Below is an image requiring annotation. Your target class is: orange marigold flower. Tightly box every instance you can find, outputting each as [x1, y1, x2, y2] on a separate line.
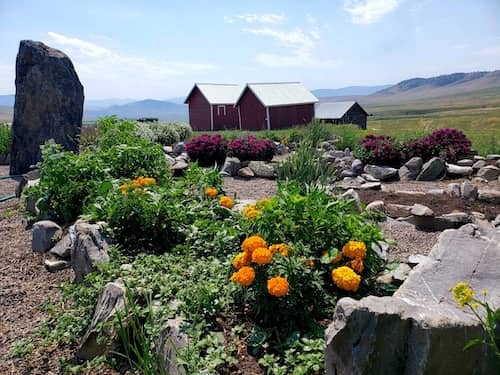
[241, 235, 267, 254]
[242, 205, 260, 219]
[205, 187, 218, 198]
[267, 277, 289, 297]
[230, 266, 255, 286]
[219, 196, 235, 209]
[342, 241, 367, 260]
[140, 177, 156, 186]
[251, 247, 273, 265]
[331, 266, 361, 292]
[322, 251, 343, 264]
[350, 259, 364, 273]
[232, 252, 251, 269]
[120, 184, 129, 196]
[269, 243, 289, 256]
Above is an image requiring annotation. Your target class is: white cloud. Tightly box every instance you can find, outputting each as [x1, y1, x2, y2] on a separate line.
[242, 28, 315, 51]
[46, 32, 215, 79]
[224, 13, 285, 24]
[344, 0, 401, 24]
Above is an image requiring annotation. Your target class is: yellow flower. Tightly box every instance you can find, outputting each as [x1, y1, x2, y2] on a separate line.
[267, 277, 289, 297]
[269, 243, 289, 256]
[350, 259, 364, 274]
[232, 252, 251, 269]
[230, 266, 255, 286]
[342, 241, 367, 260]
[241, 235, 267, 254]
[452, 282, 475, 307]
[332, 266, 361, 292]
[120, 183, 129, 196]
[251, 247, 273, 265]
[205, 187, 218, 198]
[242, 204, 261, 219]
[140, 177, 156, 186]
[219, 196, 235, 209]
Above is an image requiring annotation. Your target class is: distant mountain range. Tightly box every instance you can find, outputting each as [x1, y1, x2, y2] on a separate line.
[2, 69, 500, 122]
[312, 85, 392, 98]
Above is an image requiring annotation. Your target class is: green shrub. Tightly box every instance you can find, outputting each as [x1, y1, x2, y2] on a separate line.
[174, 122, 193, 141]
[150, 123, 180, 146]
[0, 123, 12, 154]
[330, 125, 365, 150]
[97, 116, 138, 149]
[135, 122, 156, 143]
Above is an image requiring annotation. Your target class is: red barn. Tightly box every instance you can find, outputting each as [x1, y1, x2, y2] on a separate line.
[184, 83, 242, 131]
[235, 82, 318, 130]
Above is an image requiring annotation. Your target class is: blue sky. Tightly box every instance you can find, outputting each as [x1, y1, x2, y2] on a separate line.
[1, 0, 499, 99]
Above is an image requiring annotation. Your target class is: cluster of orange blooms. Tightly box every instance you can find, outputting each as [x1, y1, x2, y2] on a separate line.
[241, 197, 272, 220]
[230, 235, 289, 297]
[329, 241, 367, 292]
[204, 187, 235, 209]
[120, 176, 156, 196]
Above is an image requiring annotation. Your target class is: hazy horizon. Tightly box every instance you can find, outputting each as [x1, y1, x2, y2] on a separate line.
[1, 0, 500, 100]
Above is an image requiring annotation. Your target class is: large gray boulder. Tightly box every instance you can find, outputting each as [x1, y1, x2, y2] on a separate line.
[71, 221, 110, 283]
[399, 157, 423, 180]
[363, 165, 398, 181]
[32, 220, 61, 253]
[10, 40, 84, 175]
[325, 226, 500, 375]
[77, 279, 126, 360]
[157, 317, 189, 375]
[248, 161, 275, 178]
[220, 157, 241, 176]
[477, 165, 500, 181]
[416, 157, 446, 181]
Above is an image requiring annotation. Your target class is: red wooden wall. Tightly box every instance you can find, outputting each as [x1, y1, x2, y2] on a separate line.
[213, 104, 240, 131]
[238, 89, 267, 131]
[186, 87, 211, 131]
[269, 103, 314, 129]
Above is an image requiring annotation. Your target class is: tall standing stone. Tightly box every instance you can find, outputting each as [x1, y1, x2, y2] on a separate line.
[10, 40, 84, 175]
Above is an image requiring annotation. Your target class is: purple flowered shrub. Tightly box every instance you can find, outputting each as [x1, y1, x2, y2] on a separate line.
[228, 135, 276, 161]
[186, 134, 228, 166]
[358, 134, 404, 166]
[404, 128, 471, 163]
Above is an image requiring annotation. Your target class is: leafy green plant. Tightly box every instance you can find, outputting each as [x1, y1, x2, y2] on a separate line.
[0, 122, 12, 154]
[150, 122, 180, 146]
[97, 116, 138, 149]
[174, 122, 193, 141]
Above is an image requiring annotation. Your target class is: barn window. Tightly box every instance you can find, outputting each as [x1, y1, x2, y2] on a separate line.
[217, 105, 226, 116]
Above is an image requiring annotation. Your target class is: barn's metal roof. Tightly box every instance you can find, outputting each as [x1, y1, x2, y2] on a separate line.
[315, 101, 365, 119]
[185, 83, 242, 104]
[236, 82, 318, 107]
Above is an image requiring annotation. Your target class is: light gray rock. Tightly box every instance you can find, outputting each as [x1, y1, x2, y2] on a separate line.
[351, 159, 363, 175]
[321, 141, 333, 151]
[446, 163, 473, 176]
[173, 142, 186, 155]
[416, 157, 445, 181]
[472, 159, 487, 170]
[478, 189, 500, 204]
[473, 176, 489, 184]
[170, 160, 188, 176]
[237, 166, 255, 178]
[461, 182, 478, 200]
[360, 182, 381, 190]
[385, 203, 413, 218]
[77, 280, 125, 360]
[361, 173, 379, 182]
[44, 259, 70, 272]
[342, 189, 361, 212]
[477, 165, 500, 181]
[363, 165, 398, 181]
[427, 188, 445, 195]
[486, 154, 500, 161]
[248, 161, 275, 178]
[325, 228, 500, 375]
[10, 40, 83, 175]
[392, 263, 411, 285]
[407, 254, 431, 267]
[157, 317, 189, 375]
[493, 214, 500, 227]
[457, 159, 474, 166]
[371, 242, 389, 262]
[399, 157, 423, 180]
[410, 203, 434, 217]
[339, 169, 357, 179]
[274, 142, 288, 155]
[49, 231, 74, 259]
[397, 166, 413, 181]
[220, 157, 241, 176]
[447, 183, 461, 198]
[32, 220, 62, 253]
[71, 221, 110, 283]
[473, 155, 486, 161]
[497, 159, 500, 168]
[365, 200, 385, 213]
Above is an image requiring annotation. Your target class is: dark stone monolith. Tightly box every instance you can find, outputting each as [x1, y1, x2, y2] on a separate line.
[10, 40, 84, 175]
